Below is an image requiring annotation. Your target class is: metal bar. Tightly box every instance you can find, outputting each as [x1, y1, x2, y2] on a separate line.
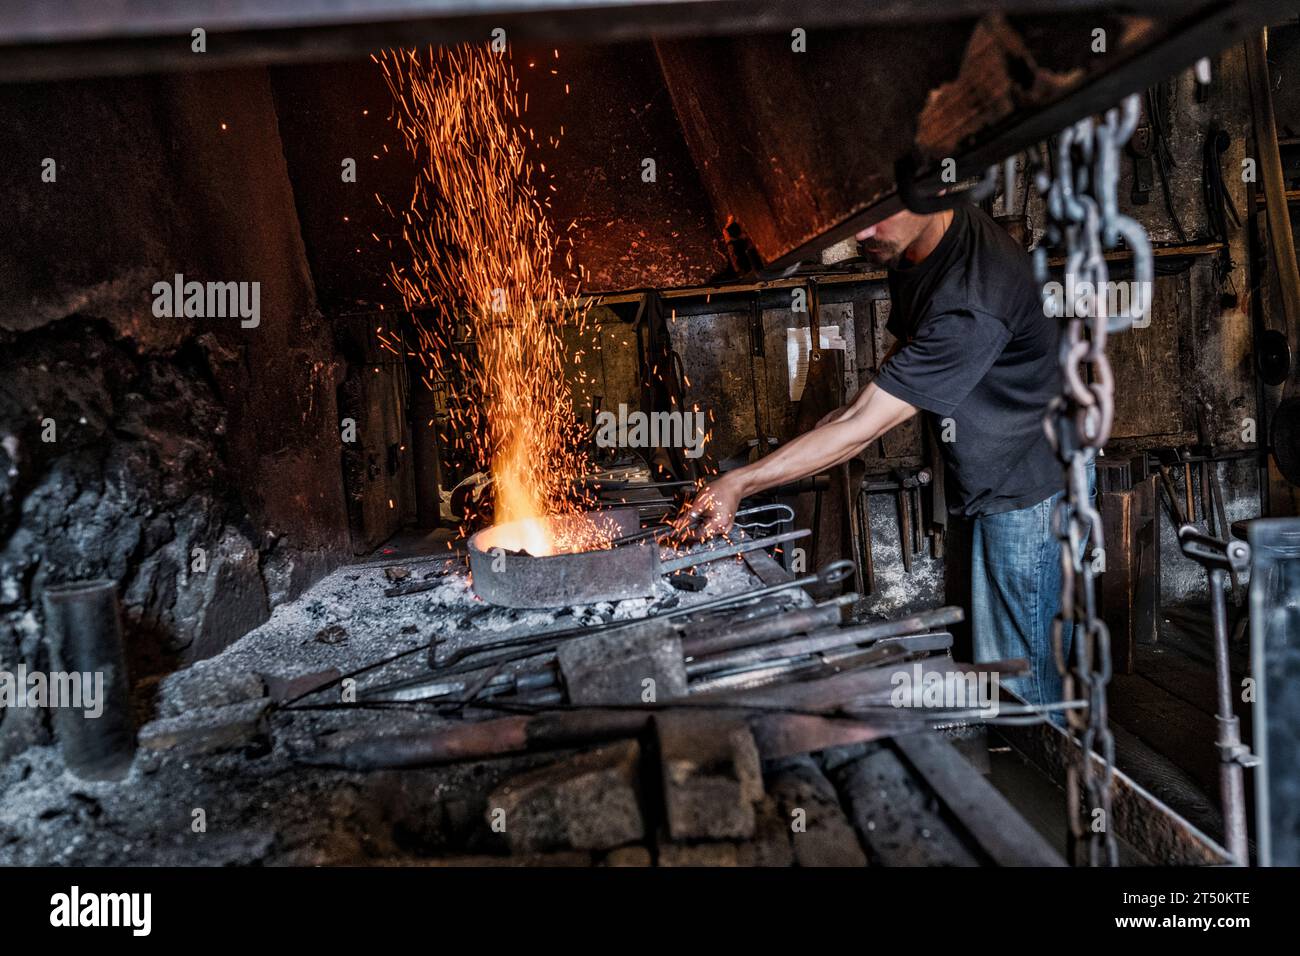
[688, 628, 952, 677]
[1210, 566, 1250, 864]
[893, 732, 1066, 866]
[680, 595, 854, 658]
[659, 527, 810, 572]
[687, 603, 962, 662]
[686, 641, 911, 695]
[434, 558, 855, 671]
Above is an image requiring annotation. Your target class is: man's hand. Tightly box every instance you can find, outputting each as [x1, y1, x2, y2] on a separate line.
[671, 385, 917, 540]
[676, 475, 743, 540]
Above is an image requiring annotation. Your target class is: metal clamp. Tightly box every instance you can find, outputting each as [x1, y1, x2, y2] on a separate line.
[1177, 525, 1251, 574]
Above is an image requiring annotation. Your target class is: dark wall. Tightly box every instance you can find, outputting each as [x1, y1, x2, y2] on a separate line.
[0, 68, 351, 754]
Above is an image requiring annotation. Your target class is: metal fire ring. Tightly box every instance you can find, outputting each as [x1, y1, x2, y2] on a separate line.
[468, 509, 652, 608]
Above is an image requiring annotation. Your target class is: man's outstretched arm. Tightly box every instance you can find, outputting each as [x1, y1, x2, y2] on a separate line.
[681, 383, 917, 536]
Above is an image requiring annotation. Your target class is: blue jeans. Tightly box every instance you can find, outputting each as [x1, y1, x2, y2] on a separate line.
[970, 468, 1095, 712]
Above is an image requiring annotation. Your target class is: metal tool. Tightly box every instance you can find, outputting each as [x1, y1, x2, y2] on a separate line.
[302, 654, 1028, 772]
[687, 628, 953, 678]
[687, 603, 960, 664]
[607, 502, 794, 548]
[434, 559, 856, 672]
[1177, 525, 1256, 865]
[467, 504, 807, 608]
[681, 594, 855, 659]
[686, 641, 912, 695]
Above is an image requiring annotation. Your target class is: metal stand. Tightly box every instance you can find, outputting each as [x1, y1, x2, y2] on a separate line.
[1177, 526, 1257, 864]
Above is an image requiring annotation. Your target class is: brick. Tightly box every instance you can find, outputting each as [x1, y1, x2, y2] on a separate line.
[736, 797, 795, 867]
[486, 739, 645, 853]
[138, 698, 271, 757]
[556, 619, 686, 705]
[158, 661, 265, 717]
[655, 712, 763, 841]
[656, 839, 741, 867]
[602, 845, 653, 867]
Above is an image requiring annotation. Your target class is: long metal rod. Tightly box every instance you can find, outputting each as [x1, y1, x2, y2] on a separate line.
[687, 603, 961, 662]
[435, 558, 853, 672]
[1210, 566, 1250, 864]
[687, 627, 953, 677]
[660, 527, 809, 573]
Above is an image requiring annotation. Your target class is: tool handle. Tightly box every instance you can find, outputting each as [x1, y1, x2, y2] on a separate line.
[660, 528, 811, 573]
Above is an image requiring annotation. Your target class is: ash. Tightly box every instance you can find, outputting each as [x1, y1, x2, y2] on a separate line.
[0, 549, 775, 865]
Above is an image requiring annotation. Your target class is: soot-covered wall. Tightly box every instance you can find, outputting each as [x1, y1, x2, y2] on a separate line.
[0, 68, 351, 757]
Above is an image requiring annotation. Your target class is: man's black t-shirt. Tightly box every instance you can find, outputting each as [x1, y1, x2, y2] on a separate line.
[872, 205, 1060, 517]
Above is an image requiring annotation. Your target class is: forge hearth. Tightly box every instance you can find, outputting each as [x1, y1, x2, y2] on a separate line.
[467, 509, 643, 607]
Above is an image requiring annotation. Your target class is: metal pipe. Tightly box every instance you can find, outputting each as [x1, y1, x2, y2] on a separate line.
[1178, 525, 1253, 865]
[687, 626, 953, 677]
[1210, 566, 1250, 864]
[681, 595, 854, 658]
[41, 580, 136, 781]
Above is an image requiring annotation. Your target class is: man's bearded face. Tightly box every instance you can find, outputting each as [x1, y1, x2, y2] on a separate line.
[855, 210, 933, 267]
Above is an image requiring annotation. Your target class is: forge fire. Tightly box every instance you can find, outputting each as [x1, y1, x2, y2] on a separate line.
[0, 0, 1297, 935]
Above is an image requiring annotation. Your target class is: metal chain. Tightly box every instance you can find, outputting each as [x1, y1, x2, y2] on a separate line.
[1032, 94, 1152, 867]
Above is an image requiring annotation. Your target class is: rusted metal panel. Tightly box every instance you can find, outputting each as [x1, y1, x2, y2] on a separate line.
[655, 4, 1284, 268]
[670, 309, 758, 462]
[655, 23, 973, 268]
[994, 718, 1231, 865]
[1098, 476, 1161, 675]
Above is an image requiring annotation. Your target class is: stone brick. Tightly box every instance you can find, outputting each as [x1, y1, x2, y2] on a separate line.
[736, 796, 795, 867]
[556, 619, 686, 705]
[656, 838, 741, 867]
[138, 697, 271, 757]
[655, 712, 763, 841]
[486, 739, 645, 853]
[602, 845, 653, 867]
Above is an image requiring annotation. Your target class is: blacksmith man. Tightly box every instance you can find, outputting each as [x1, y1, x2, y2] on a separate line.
[682, 204, 1091, 709]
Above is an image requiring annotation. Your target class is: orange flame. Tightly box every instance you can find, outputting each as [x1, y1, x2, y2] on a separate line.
[379, 44, 608, 556]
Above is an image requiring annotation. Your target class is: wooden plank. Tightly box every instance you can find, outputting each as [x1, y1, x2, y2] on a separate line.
[1108, 672, 1221, 797]
[893, 731, 1065, 866]
[1108, 272, 1190, 439]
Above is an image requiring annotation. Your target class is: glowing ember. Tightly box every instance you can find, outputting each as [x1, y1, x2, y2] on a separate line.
[378, 44, 609, 556]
